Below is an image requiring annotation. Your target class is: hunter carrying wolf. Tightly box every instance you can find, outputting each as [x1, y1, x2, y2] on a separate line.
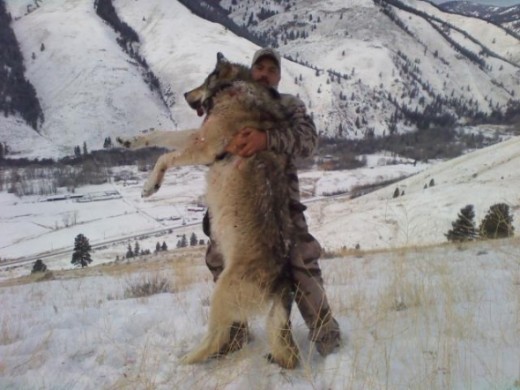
[204, 47, 342, 357]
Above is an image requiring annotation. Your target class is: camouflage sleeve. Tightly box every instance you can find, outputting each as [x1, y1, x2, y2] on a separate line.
[267, 94, 318, 159]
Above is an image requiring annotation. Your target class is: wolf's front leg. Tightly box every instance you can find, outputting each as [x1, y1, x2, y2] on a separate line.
[118, 129, 198, 151]
[117, 134, 156, 150]
[142, 153, 171, 197]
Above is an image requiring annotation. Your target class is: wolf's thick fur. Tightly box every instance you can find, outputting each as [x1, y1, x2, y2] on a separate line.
[118, 53, 299, 368]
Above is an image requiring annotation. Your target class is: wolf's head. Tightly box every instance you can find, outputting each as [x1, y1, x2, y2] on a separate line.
[184, 53, 251, 117]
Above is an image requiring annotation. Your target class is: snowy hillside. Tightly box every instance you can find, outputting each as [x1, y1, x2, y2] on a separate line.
[1, 2, 519, 387]
[220, 0, 519, 135]
[308, 135, 520, 250]
[1, 0, 519, 158]
[1, 132, 518, 265]
[3, 0, 176, 158]
[439, 1, 520, 36]
[1, 135, 519, 390]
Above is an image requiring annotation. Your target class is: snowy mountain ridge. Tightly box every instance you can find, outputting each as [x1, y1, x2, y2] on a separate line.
[0, 0, 519, 158]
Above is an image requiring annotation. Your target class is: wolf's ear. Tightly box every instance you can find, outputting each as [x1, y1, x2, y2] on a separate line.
[217, 52, 229, 64]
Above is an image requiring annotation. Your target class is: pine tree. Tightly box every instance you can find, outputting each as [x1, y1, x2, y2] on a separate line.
[190, 232, 198, 246]
[126, 243, 134, 258]
[176, 235, 187, 248]
[446, 205, 477, 242]
[31, 259, 47, 273]
[71, 234, 92, 268]
[479, 203, 514, 239]
[161, 241, 168, 251]
[103, 137, 112, 148]
[134, 241, 140, 256]
[155, 242, 161, 252]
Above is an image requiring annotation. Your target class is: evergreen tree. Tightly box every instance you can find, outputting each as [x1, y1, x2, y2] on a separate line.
[31, 259, 47, 273]
[71, 234, 92, 268]
[161, 241, 168, 251]
[82, 141, 88, 155]
[176, 235, 187, 248]
[134, 241, 140, 256]
[74, 145, 81, 158]
[103, 137, 112, 148]
[479, 203, 515, 239]
[190, 232, 198, 246]
[126, 243, 134, 258]
[155, 241, 161, 252]
[446, 205, 477, 242]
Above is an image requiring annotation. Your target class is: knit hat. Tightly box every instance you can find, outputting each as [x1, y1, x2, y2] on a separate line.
[251, 48, 281, 69]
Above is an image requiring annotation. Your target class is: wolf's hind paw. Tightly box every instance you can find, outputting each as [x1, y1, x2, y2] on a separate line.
[179, 351, 204, 365]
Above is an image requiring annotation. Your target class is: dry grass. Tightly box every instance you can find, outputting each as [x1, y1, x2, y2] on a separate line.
[319, 237, 520, 389]
[0, 247, 209, 289]
[0, 316, 22, 346]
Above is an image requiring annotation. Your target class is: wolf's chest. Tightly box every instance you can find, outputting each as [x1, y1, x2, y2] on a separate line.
[205, 159, 243, 206]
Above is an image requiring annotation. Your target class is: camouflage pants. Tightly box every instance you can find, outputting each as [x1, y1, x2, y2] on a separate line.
[203, 203, 340, 344]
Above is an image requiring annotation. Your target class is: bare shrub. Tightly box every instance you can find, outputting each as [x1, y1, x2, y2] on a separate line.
[124, 274, 172, 298]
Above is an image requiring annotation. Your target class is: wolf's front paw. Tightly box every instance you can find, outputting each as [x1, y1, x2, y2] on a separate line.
[141, 175, 161, 198]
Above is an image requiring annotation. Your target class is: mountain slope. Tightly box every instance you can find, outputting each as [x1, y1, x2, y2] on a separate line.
[3, 0, 176, 157]
[1, 0, 519, 158]
[308, 135, 520, 251]
[439, 1, 520, 36]
[219, 0, 519, 135]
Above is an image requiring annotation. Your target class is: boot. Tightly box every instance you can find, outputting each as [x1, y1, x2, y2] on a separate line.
[311, 317, 341, 357]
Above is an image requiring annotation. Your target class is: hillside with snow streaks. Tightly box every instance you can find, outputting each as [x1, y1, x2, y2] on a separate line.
[439, 1, 520, 36]
[0, 0, 519, 158]
[221, 0, 518, 134]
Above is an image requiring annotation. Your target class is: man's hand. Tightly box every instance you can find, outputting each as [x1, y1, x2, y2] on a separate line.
[226, 128, 267, 158]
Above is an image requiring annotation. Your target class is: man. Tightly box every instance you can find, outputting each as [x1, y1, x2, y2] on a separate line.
[203, 48, 341, 357]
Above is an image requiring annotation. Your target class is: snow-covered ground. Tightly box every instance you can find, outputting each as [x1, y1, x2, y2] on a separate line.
[0, 237, 518, 389]
[1, 135, 520, 388]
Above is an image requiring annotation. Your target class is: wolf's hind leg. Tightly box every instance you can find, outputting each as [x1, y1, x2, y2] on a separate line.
[180, 275, 249, 364]
[266, 286, 299, 369]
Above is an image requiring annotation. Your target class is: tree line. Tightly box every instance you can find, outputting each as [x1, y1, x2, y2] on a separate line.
[0, 0, 44, 130]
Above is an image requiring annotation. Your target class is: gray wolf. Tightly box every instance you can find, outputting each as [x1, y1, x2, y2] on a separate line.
[117, 53, 300, 368]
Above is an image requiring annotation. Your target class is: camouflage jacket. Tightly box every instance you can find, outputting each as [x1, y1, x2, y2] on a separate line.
[267, 93, 318, 204]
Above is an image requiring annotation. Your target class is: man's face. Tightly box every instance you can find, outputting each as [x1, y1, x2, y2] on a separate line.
[251, 57, 281, 88]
